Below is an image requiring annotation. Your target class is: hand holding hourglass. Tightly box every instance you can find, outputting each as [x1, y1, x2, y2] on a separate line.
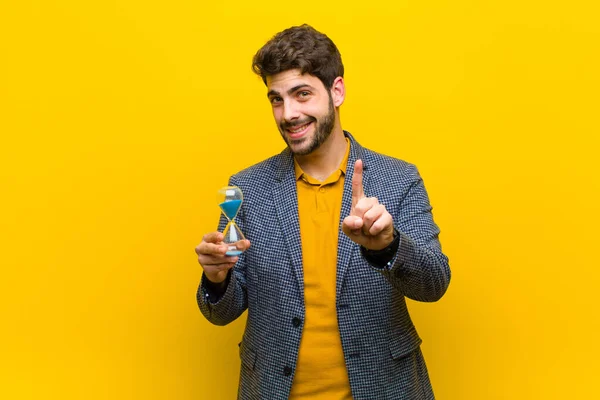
[194, 186, 251, 285]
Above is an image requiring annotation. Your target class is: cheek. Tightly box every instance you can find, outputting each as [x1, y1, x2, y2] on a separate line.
[308, 101, 329, 118]
[272, 109, 282, 123]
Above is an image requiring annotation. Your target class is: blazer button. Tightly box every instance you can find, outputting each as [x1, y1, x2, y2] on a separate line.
[283, 366, 293, 376]
[292, 317, 301, 328]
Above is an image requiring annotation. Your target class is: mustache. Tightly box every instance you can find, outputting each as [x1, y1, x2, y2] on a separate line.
[280, 117, 316, 131]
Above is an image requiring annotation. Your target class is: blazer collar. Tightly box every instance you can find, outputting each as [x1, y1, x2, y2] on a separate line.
[337, 131, 367, 299]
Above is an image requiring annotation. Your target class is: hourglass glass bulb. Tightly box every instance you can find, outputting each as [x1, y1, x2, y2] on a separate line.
[217, 186, 246, 256]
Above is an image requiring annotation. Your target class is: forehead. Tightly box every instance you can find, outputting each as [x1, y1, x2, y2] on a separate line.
[266, 69, 324, 92]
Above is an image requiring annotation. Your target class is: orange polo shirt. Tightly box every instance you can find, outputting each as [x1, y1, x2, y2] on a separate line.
[289, 139, 352, 400]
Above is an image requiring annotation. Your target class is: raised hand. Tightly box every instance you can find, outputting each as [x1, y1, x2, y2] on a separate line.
[195, 232, 251, 284]
[342, 159, 395, 250]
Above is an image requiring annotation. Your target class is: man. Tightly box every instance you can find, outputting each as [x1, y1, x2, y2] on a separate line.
[196, 24, 450, 399]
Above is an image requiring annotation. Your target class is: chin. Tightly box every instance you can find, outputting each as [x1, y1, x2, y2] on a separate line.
[287, 137, 310, 153]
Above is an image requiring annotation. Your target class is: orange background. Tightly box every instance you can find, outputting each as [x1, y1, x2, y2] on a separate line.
[1, 1, 599, 398]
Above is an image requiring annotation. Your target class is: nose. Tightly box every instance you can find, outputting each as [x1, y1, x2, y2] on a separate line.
[282, 100, 300, 123]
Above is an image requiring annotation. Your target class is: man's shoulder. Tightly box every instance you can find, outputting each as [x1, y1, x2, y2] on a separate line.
[229, 149, 290, 186]
[361, 146, 418, 179]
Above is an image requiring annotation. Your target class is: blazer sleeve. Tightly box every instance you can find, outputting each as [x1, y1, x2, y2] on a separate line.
[196, 177, 249, 325]
[371, 164, 451, 302]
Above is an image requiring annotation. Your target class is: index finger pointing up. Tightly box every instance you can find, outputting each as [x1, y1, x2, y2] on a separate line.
[351, 159, 365, 209]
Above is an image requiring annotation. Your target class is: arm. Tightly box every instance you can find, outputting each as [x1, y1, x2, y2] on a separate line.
[377, 164, 450, 302]
[196, 180, 252, 325]
[342, 161, 450, 302]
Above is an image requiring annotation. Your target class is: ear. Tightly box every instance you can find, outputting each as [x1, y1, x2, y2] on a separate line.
[330, 77, 345, 107]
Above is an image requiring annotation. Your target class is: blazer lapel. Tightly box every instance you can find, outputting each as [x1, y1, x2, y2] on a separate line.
[272, 148, 305, 294]
[336, 132, 367, 300]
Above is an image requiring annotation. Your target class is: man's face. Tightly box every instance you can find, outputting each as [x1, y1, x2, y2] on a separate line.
[266, 69, 336, 156]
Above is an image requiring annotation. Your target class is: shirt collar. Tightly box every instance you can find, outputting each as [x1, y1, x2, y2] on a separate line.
[294, 137, 351, 183]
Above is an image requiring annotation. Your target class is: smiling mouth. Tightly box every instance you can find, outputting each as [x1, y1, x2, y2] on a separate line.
[286, 121, 312, 138]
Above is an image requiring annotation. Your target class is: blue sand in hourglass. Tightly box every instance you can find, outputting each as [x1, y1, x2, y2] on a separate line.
[219, 200, 242, 220]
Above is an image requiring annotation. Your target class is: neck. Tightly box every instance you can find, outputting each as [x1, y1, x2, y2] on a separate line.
[294, 124, 347, 182]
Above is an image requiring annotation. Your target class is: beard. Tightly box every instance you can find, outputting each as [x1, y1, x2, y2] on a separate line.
[279, 95, 335, 156]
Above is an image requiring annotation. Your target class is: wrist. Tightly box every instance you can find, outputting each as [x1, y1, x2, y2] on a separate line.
[205, 274, 227, 287]
[202, 271, 231, 303]
[361, 228, 400, 268]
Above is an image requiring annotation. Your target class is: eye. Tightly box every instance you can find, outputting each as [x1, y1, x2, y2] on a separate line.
[270, 96, 283, 106]
[298, 91, 310, 99]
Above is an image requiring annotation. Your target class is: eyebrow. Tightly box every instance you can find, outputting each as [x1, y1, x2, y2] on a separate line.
[267, 84, 315, 98]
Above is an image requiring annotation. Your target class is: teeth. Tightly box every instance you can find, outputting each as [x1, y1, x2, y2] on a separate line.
[289, 123, 309, 133]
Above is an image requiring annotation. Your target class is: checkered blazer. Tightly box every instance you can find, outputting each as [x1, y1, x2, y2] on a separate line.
[198, 132, 451, 399]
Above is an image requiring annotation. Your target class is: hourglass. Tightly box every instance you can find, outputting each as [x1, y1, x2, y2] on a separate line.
[217, 186, 246, 256]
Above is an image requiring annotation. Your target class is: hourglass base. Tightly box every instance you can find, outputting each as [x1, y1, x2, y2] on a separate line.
[226, 248, 243, 256]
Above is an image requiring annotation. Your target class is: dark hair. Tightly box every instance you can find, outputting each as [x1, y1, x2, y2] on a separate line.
[252, 24, 344, 90]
